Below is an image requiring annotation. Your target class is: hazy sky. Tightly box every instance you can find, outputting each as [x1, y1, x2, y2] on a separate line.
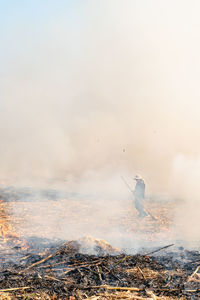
[1, 1, 200, 195]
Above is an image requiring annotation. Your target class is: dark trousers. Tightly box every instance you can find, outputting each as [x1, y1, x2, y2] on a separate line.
[134, 197, 147, 218]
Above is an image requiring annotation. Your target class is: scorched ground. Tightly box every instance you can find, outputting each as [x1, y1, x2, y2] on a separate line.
[0, 185, 199, 299]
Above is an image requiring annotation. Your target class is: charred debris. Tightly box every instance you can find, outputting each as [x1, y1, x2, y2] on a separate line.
[0, 237, 199, 300]
[0, 186, 200, 299]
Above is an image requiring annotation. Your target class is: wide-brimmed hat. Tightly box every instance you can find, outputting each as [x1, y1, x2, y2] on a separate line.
[134, 174, 142, 180]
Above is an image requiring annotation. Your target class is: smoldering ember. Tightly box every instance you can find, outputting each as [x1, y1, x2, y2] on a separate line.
[0, 182, 199, 300]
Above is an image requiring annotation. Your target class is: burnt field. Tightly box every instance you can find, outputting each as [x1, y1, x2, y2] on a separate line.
[0, 185, 199, 300]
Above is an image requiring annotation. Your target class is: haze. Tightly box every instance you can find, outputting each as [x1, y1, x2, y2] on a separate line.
[1, 1, 200, 244]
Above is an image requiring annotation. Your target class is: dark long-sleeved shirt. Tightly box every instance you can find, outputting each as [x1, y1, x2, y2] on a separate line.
[134, 179, 145, 200]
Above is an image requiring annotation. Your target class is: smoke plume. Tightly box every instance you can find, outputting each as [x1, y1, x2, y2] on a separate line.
[1, 1, 200, 248]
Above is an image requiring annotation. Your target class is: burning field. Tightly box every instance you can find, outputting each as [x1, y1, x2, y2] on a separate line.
[2, 2, 200, 299]
[0, 183, 199, 300]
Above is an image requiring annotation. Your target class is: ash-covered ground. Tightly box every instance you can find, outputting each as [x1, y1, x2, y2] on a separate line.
[0, 183, 199, 299]
[0, 182, 181, 253]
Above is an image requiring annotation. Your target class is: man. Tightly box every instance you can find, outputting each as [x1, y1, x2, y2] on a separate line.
[133, 175, 147, 218]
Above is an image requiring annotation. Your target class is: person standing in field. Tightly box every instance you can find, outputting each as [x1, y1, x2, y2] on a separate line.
[133, 175, 147, 218]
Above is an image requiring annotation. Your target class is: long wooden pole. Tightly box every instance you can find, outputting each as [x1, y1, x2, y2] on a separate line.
[120, 176, 157, 221]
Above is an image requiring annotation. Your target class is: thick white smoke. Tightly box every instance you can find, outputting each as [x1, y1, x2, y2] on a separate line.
[170, 155, 200, 246]
[1, 0, 200, 248]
